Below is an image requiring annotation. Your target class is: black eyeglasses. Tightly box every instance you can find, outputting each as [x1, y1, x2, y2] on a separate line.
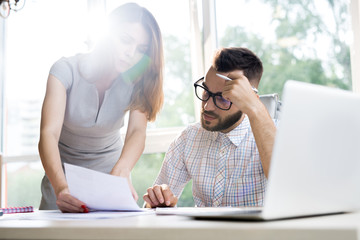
[193, 77, 232, 110]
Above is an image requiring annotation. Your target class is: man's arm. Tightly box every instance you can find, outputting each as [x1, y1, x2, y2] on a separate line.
[142, 130, 191, 207]
[222, 71, 276, 178]
[245, 103, 276, 178]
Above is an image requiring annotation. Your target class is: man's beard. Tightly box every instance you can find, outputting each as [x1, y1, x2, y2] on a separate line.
[201, 110, 243, 132]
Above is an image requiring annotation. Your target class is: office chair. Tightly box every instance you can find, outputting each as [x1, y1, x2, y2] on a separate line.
[259, 93, 281, 119]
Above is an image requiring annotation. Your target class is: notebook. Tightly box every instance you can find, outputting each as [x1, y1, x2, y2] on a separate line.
[157, 80, 360, 220]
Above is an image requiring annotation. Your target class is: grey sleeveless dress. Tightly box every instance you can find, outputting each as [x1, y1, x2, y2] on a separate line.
[39, 55, 134, 209]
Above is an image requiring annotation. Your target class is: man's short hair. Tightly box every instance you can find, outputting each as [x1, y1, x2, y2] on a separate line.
[212, 47, 263, 85]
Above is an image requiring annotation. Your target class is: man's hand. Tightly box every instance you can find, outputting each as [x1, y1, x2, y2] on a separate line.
[222, 70, 261, 115]
[56, 187, 88, 213]
[143, 184, 178, 208]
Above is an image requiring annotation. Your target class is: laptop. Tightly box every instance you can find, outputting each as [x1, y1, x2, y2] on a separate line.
[157, 80, 360, 220]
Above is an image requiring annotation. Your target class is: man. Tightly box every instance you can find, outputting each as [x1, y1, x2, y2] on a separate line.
[143, 47, 276, 208]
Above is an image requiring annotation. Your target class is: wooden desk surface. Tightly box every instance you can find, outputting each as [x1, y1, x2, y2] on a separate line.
[0, 211, 360, 240]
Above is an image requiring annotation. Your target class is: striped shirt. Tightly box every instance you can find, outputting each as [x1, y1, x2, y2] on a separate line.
[154, 115, 267, 207]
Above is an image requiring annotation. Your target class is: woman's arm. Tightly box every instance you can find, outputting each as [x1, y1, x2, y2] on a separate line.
[110, 109, 148, 200]
[38, 74, 86, 212]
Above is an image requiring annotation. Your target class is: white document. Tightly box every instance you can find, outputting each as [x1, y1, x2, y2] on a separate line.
[0, 210, 155, 221]
[64, 163, 141, 211]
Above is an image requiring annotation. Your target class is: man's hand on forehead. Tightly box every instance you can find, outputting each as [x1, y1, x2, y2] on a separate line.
[227, 70, 245, 80]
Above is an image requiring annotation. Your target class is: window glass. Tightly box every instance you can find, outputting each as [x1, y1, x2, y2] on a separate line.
[5, 0, 89, 156]
[215, 0, 352, 96]
[6, 161, 44, 207]
[4, 0, 88, 207]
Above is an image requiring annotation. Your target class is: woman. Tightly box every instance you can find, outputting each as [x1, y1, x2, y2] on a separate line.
[38, 3, 164, 213]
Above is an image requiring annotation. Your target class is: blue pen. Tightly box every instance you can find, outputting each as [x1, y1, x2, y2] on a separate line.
[216, 73, 258, 94]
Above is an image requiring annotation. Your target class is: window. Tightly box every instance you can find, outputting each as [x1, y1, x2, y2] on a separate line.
[2, 0, 89, 208]
[215, 0, 352, 95]
[0, 0, 358, 209]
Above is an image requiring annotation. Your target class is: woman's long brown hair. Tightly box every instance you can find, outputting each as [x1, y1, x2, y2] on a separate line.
[79, 3, 164, 122]
[122, 4, 164, 122]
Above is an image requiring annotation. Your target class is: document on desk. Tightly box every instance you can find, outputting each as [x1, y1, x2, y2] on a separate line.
[0, 210, 155, 221]
[64, 163, 141, 211]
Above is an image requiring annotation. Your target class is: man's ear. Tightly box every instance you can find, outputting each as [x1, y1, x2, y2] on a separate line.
[250, 79, 260, 88]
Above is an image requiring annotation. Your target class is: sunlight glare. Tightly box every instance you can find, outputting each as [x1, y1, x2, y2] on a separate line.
[85, 5, 107, 50]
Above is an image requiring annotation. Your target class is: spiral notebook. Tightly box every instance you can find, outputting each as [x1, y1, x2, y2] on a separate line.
[0, 206, 34, 214]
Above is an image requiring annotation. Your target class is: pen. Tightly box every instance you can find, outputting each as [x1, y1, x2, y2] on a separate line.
[216, 73, 258, 94]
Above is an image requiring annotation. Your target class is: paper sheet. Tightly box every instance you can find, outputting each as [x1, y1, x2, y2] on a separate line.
[64, 163, 141, 211]
[0, 210, 155, 221]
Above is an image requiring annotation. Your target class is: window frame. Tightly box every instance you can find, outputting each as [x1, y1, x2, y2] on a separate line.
[0, 18, 6, 207]
[350, 0, 360, 93]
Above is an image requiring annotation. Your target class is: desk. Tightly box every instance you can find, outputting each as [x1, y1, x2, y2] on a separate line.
[0, 211, 360, 240]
